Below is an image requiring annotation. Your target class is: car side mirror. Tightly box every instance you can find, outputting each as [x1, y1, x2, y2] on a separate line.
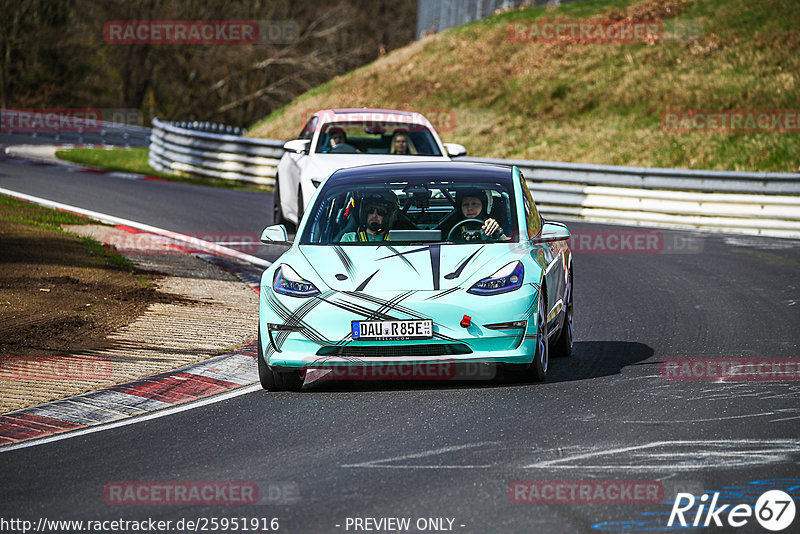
[284, 139, 310, 154]
[260, 225, 291, 245]
[531, 221, 570, 243]
[443, 143, 467, 158]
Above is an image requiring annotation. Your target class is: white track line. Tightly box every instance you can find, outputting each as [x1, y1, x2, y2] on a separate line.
[0, 187, 272, 268]
[0, 384, 262, 452]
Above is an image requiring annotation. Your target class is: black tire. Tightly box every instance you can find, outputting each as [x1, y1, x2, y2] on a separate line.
[551, 269, 573, 358]
[272, 175, 296, 233]
[529, 286, 549, 381]
[296, 186, 304, 227]
[258, 330, 304, 392]
[502, 285, 548, 383]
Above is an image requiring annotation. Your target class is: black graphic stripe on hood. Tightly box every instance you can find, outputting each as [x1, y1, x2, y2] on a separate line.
[381, 245, 420, 274]
[378, 246, 430, 260]
[429, 244, 441, 290]
[332, 245, 356, 277]
[339, 291, 457, 342]
[343, 291, 424, 320]
[373, 290, 415, 319]
[444, 247, 484, 280]
[317, 293, 404, 323]
[266, 290, 327, 345]
[355, 270, 379, 292]
[425, 287, 460, 301]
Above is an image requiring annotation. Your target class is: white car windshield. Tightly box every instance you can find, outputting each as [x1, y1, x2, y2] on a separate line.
[300, 175, 518, 245]
[313, 121, 443, 157]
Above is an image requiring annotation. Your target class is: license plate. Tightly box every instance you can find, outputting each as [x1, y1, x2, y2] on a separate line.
[352, 319, 433, 341]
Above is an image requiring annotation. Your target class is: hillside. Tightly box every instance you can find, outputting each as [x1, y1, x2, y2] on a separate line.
[248, 0, 799, 172]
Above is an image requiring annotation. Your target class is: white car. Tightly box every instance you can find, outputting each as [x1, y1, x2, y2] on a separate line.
[274, 108, 467, 230]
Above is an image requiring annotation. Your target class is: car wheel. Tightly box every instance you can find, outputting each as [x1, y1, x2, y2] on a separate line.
[273, 175, 296, 233]
[551, 269, 573, 358]
[501, 285, 548, 383]
[529, 286, 549, 380]
[257, 330, 304, 392]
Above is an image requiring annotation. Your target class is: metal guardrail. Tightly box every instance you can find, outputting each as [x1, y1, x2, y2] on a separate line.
[149, 118, 283, 185]
[149, 119, 800, 237]
[2, 118, 150, 147]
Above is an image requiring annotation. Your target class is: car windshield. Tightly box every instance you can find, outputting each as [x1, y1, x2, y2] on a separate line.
[313, 121, 442, 156]
[299, 174, 518, 245]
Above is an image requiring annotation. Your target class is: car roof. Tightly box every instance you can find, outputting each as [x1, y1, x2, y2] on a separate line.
[330, 108, 414, 115]
[313, 108, 431, 126]
[327, 161, 515, 182]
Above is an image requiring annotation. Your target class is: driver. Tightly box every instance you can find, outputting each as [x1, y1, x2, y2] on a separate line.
[324, 126, 357, 153]
[445, 189, 507, 241]
[340, 191, 399, 242]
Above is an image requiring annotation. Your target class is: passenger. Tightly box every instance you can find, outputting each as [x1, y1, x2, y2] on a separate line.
[340, 191, 399, 242]
[390, 130, 416, 155]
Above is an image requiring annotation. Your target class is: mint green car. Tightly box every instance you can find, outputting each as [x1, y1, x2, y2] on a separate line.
[258, 162, 572, 391]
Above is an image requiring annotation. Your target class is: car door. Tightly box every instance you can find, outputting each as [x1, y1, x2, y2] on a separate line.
[278, 115, 317, 223]
[519, 172, 565, 327]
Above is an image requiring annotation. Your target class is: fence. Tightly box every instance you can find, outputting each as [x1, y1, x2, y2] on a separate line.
[416, 0, 588, 39]
[148, 119, 800, 238]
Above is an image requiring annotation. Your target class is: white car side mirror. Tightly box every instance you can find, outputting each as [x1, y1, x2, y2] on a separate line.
[284, 139, 310, 154]
[443, 143, 467, 157]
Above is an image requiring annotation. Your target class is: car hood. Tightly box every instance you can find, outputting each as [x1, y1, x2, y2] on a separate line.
[304, 154, 449, 182]
[295, 243, 524, 292]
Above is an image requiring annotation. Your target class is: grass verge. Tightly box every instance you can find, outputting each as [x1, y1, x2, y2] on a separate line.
[248, 0, 800, 172]
[55, 147, 273, 191]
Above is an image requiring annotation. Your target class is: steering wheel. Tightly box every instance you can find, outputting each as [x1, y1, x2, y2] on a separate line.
[446, 218, 486, 242]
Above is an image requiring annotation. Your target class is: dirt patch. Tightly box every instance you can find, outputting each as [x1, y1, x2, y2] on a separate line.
[0, 201, 185, 360]
[0, 197, 260, 413]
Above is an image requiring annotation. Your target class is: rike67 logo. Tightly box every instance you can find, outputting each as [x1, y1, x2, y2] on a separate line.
[669, 490, 796, 531]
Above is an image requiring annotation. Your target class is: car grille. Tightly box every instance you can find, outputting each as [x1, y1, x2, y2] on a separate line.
[315, 344, 472, 358]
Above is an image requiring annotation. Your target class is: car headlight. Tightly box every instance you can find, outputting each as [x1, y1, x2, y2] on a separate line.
[467, 261, 524, 296]
[273, 265, 320, 297]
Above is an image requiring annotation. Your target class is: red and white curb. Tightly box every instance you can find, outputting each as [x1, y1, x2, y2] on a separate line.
[0, 343, 260, 450]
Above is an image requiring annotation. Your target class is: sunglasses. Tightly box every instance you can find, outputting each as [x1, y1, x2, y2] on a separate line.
[366, 206, 387, 217]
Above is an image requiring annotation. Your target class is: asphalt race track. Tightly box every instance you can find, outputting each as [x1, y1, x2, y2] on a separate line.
[1, 149, 799, 533]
